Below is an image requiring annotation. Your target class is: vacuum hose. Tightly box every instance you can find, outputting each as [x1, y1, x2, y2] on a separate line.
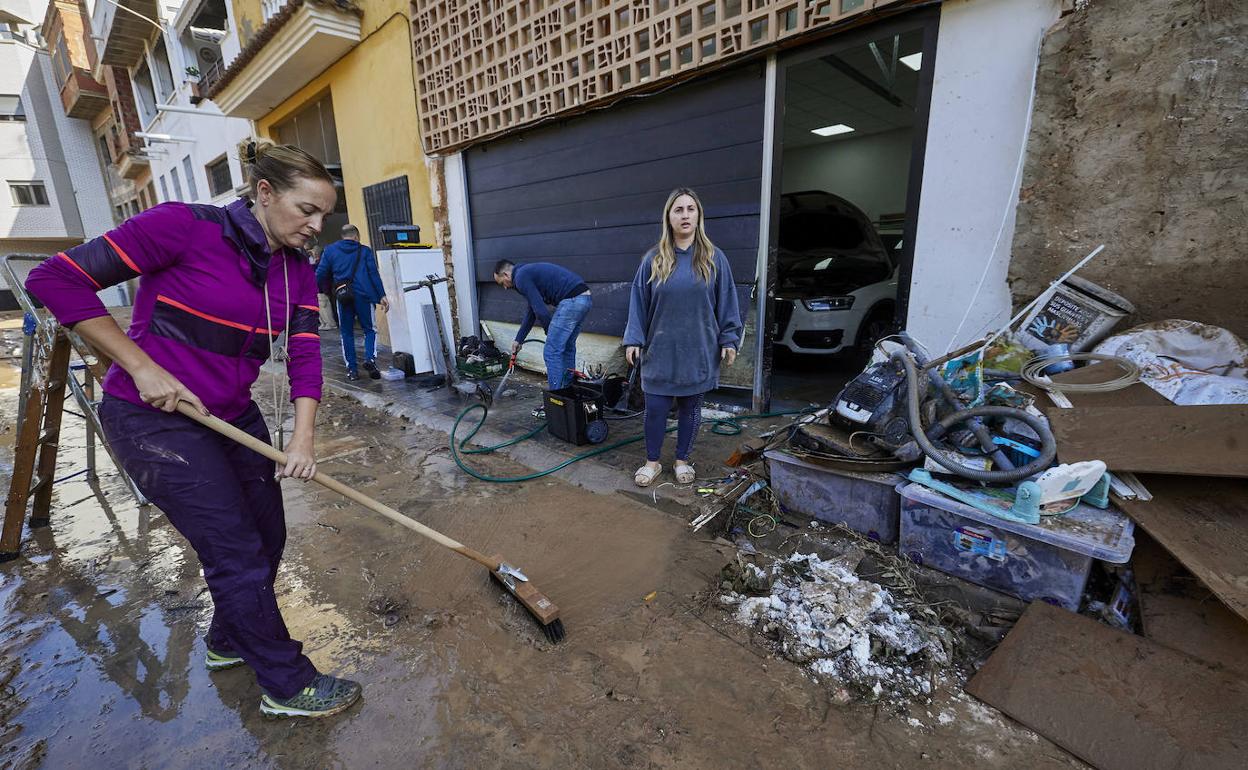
[892, 351, 1057, 483]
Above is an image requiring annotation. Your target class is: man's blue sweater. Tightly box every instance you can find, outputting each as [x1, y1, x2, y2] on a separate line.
[512, 262, 589, 342]
[316, 240, 385, 304]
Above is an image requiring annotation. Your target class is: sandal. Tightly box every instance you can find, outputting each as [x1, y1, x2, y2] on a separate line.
[674, 462, 696, 484]
[634, 463, 662, 487]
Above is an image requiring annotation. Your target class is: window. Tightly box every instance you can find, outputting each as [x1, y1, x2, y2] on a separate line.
[0, 95, 25, 122]
[182, 156, 199, 200]
[52, 36, 72, 85]
[144, 182, 157, 209]
[159, 174, 170, 202]
[9, 182, 49, 206]
[271, 93, 340, 165]
[362, 176, 412, 250]
[133, 63, 158, 124]
[170, 167, 184, 200]
[96, 132, 113, 164]
[206, 155, 232, 197]
[151, 40, 176, 101]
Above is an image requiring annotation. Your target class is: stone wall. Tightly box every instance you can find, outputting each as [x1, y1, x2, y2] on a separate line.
[1009, 0, 1248, 338]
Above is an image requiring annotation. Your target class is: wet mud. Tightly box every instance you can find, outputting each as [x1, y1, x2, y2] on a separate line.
[0, 320, 1082, 768]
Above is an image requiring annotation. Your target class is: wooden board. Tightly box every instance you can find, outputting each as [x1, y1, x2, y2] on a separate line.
[1048, 405, 1248, 476]
[1046, 362, 1173, 408]
[1132, 532, 1248, 677]
[1118, 475, 1248, 623]
[967, 602, 1248, 770]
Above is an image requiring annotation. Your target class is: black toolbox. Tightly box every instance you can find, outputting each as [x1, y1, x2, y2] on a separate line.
[543, 382, 609, 446]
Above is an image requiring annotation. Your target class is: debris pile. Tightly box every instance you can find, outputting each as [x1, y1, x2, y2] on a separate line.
[720, 553, 949, 702]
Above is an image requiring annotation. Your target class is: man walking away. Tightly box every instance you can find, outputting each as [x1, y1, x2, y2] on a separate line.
[493, 259, 592, 393]
[317, 224, 389, 380]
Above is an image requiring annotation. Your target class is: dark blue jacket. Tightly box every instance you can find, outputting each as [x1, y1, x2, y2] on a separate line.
[316, 240, 385, 305]
[512, 262, 589, 342]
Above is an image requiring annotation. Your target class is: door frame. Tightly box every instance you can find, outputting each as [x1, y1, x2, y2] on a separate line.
[753, 6, 941, 411]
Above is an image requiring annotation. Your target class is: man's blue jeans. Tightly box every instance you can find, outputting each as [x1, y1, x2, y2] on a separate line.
[338, 296, 376, 372]
[543, 293, 592, 390]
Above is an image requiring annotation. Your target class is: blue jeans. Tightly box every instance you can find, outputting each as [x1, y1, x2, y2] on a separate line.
[542, 293, 592, 390]
[337, 296, 376, 372]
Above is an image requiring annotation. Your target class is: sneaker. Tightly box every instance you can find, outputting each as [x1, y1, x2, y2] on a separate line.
[205, 648, 245, 671]
[346, 369, 360, 381]
[259, 673, 363, 719]
[531, 406, 546, 419]
[363, 360, 381, 380]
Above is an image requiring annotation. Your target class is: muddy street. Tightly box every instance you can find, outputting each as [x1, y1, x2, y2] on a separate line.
[0, 342, 1078, 768]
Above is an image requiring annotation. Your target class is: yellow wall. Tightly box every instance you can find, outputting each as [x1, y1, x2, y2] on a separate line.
[231, 0, 264, 48]
[254, 8, 433, 251]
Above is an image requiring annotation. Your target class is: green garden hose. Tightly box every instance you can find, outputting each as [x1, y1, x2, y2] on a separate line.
[449, 402, 805, 483]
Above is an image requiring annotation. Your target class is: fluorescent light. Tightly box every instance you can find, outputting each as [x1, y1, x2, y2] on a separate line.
[811, 124, 855, 137]
[900, 52, 922, 71]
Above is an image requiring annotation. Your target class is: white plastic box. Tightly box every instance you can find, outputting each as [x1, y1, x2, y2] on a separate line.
[766, 450, 903, 543]
[896, 482, 1135, 610]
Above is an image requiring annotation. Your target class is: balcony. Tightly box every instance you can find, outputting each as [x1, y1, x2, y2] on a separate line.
[92, 0, 159, 68]
[207, 0, 362, 119]
[60, 68, 110, 118]
[115, 148, 149, 179]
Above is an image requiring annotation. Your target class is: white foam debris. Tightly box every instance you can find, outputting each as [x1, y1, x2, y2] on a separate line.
[723, 552, 948, 702]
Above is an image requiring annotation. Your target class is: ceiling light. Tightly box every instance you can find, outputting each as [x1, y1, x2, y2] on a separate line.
[811, 124, 854, 137]
[900, 52, 922, 71]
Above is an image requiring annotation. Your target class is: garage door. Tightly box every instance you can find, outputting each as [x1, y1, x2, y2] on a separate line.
[465, 64, 766, 340]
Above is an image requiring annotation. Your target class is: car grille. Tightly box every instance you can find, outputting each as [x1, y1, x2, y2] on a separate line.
[792, 330, 844, 349]
[773, 301, 795, 338]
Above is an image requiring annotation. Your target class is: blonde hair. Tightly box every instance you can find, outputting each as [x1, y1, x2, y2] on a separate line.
[650, 187, 717, 284]
[244, 140, 335, 199]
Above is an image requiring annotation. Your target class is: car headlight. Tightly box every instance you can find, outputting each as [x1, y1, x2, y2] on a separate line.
[802, 296, 855, 311]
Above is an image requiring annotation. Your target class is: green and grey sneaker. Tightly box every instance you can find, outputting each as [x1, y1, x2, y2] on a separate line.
[205, 648, 245, 671]
[259, 674, 363, 718]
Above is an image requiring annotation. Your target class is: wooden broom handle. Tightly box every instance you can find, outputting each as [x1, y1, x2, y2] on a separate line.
[174, 402, 499, 571]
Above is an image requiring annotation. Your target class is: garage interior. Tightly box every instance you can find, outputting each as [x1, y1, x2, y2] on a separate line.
[768, 25, 926, 405]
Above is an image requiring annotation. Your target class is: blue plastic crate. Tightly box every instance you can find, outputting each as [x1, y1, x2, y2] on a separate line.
[766, 450, 904, 543]
[896, 482, 1135, 611]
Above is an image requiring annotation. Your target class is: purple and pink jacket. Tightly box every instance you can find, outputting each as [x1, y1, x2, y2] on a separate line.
[26, 199, 323, 421]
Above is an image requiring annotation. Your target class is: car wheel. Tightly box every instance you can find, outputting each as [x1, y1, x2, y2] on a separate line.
[856, 307, 897, 358]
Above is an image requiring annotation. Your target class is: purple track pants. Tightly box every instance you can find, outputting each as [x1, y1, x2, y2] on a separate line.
[100, 395, 317, 699]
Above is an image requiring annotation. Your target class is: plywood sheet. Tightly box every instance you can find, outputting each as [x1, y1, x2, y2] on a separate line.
[1118, 475, 1248, 623]
[967, 602, 1248, 770]
[1133, 533, 1248, 677]
[1046, 362, 1173, 408]
[1048, 405, 1248, 476]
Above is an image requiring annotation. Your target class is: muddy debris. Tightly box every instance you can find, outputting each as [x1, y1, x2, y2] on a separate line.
[720, 551, 952, 705]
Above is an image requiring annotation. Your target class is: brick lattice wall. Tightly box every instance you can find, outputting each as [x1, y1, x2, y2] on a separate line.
[411, 0, 904, 153]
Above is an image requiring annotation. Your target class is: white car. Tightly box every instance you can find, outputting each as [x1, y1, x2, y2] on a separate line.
[772, 191, 899, 357]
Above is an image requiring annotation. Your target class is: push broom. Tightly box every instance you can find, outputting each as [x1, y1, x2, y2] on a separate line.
[174, 402, 566, 643]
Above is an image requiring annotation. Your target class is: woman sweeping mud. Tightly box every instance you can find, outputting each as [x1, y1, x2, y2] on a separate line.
[25, 141, 361, 719]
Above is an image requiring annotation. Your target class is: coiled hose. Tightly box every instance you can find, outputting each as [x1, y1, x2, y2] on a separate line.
[892, 351, 1057, 483]
[449, 402, 804, 483]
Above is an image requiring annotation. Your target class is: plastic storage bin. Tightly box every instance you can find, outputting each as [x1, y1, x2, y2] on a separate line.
[896, 482, 1135, 610]
[766, 450, 904, 543]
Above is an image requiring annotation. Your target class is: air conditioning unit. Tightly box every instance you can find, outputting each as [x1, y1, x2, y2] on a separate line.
[189, 26, 225, 44]
[197, 46, 218, 64]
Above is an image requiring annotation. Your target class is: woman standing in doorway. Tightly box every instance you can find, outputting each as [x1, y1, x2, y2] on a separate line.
[25, 141, 363, 719]
[623, 188, 742, 487]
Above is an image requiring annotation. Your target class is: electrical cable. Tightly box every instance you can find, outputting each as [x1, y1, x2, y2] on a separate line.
[1021, 353, 1140, 393]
